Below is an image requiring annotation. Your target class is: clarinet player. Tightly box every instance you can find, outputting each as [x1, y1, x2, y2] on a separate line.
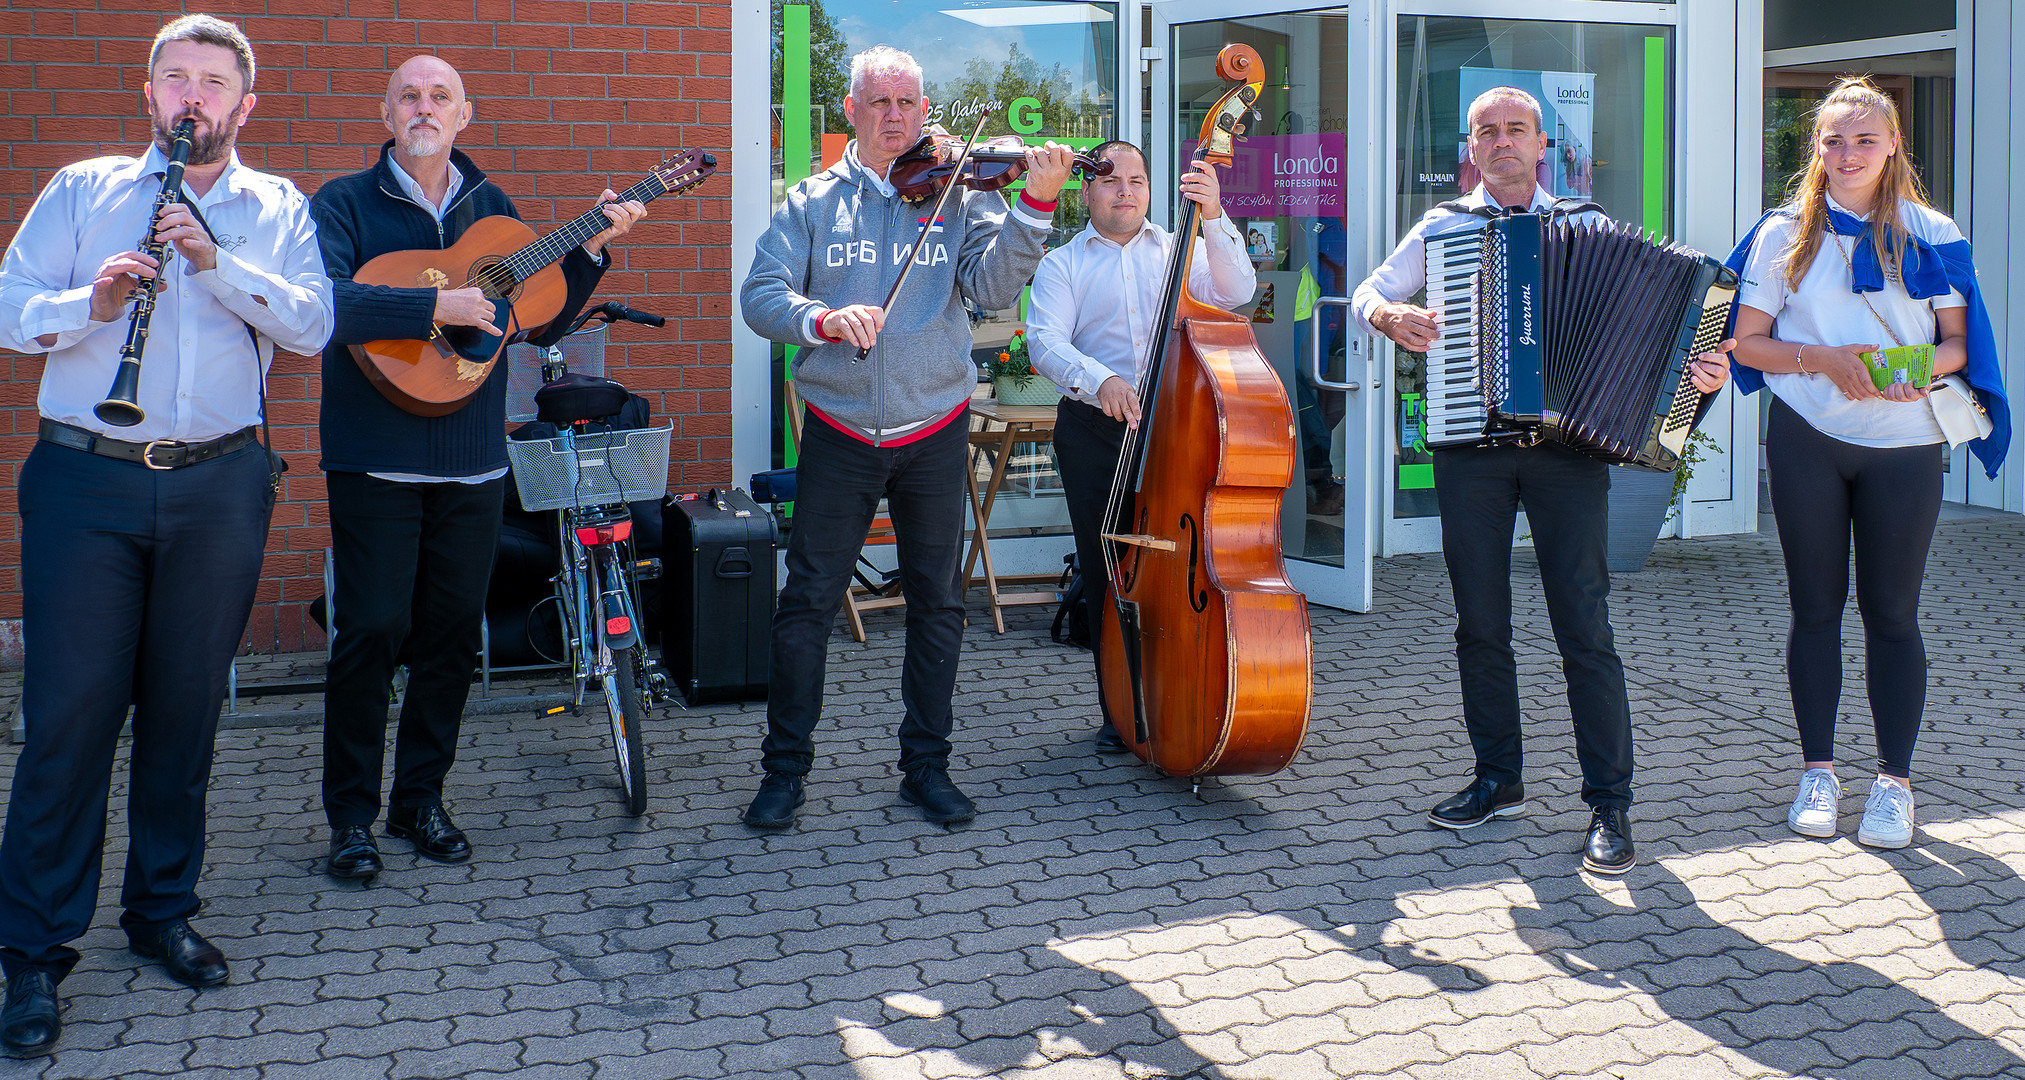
[0, 15, 332, 1056]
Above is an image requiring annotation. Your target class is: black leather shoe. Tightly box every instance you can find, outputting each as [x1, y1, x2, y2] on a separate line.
[327, 825, 383, 881]
[1428, 777, 1527, 829]
[1583, 805, 1636, 876]
[128, 920, 229, 988]
[900, 764, 977, 824]
[1093, 722, 1129, 755]
[743, 773, 805, 829]
[1, 971, 59, 1056]
[386, 804, 472, 864]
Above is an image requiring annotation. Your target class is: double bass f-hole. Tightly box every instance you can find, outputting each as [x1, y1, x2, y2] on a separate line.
[1179, 514, 1208, 614]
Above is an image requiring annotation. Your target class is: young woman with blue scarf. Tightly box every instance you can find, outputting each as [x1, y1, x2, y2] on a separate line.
[1723, 77, 2008, 850]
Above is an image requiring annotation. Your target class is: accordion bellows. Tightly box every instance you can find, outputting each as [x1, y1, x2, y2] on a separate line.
[1424, 212, 1738, 471]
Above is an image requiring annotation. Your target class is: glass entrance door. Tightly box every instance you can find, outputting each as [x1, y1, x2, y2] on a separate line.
[1150, 0, 1379, 612]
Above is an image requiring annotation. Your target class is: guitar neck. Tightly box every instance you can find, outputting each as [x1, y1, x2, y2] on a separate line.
[500, 173, 668, 280]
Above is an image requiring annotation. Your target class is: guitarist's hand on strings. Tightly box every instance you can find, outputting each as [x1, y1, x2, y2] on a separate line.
[582, 189, 648, 260]
[434, 287, 504, 337]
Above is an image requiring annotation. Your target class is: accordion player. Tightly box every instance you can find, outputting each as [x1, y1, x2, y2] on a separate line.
[1421, 210, 1739, 471]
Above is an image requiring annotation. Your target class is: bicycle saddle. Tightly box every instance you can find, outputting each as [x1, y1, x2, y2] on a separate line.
[535, 371, 630, 425]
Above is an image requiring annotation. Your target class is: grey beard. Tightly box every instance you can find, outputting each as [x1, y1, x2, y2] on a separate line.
[401, 128, 446, 158]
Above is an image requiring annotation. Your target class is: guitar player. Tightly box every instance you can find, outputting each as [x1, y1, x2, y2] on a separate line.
[309, 54, 646, 884]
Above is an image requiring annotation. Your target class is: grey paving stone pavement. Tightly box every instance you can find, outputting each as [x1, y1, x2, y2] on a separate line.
[4, 515, 2025, 1078]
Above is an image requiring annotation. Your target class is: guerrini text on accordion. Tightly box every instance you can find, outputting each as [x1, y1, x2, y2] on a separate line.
[1422, 210, 1738, 471]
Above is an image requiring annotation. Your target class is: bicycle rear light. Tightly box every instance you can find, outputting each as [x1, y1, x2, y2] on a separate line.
[575, 520, 633, 547]
[606, 616, 633, 636]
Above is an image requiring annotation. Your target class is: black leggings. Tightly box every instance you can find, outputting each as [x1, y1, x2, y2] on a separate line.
[1765, 397, 1943, 778]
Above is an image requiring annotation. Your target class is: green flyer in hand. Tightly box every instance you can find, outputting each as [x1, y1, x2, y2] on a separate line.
[1863, 343, 1934, 391]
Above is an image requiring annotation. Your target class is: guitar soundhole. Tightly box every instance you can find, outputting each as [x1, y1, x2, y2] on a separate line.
[470, 256, 522, 301]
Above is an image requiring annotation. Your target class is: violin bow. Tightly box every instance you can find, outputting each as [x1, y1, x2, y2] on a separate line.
[853, 110, 993, 363]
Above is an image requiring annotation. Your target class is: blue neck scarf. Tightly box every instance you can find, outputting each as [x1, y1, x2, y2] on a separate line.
[1724, 203, 2010, 479]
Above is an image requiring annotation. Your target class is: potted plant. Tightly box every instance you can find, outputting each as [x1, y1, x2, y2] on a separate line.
[984, 329, 1060, 406]
[1605, 429, 1722, 572]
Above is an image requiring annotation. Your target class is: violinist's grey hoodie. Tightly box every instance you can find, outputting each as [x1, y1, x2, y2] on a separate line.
[740, 142, 1055, 442]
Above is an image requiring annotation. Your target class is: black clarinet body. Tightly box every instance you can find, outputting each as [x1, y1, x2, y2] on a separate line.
[96, 118, 196, 428]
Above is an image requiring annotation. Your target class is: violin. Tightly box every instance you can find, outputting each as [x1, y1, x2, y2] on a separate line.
[888, 133, 1112, 204]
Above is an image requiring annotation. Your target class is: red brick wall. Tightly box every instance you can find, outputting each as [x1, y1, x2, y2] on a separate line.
[0, 0, 734, 660]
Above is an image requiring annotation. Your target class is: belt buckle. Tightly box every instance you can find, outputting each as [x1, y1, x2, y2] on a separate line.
[141, 439, 182, 470]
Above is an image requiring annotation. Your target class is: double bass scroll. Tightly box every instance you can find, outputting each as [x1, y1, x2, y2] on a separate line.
[1094, 44, 1313, 779]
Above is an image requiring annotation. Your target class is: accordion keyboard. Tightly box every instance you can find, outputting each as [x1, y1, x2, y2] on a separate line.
[1422, 226, 1491, 446]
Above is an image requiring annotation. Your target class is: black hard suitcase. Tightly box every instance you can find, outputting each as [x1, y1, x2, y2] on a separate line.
[666, 488, 778, 704]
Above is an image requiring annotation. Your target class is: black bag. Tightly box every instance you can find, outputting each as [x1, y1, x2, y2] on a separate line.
[666, 488, 777, 704]
[1051, 552, 1091, 649]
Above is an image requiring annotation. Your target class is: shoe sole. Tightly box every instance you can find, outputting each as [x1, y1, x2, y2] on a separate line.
[1, 1034, 58, 1058]
[1856, 828, 1913, 849]
[384, 825, 473, 864]
[742, 812, 798, 829]
[900, 788, 975, 825]
[325, 862, 380, 882]
[1581, 854, 1636, 876]
[1788, 816, 1838, 838]
[1427, 801, 1527, 830]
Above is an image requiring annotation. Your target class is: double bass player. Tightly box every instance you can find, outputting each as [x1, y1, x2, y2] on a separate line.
[1025, 139, 1257, 754]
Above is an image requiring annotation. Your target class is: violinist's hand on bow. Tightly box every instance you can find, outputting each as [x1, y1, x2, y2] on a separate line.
[1180, 159, 1227, 220]
[1021, 142, 1076, 204]
[822, 304, 886, 350]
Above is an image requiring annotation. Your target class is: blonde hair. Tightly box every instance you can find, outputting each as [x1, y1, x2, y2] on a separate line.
[1776, 76, 1929, 291]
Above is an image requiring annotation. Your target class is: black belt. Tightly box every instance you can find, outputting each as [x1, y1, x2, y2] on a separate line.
[38, 419, 258, 470]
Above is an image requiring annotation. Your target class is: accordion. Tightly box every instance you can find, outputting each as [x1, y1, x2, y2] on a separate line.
[1421, 211, 1738, 471]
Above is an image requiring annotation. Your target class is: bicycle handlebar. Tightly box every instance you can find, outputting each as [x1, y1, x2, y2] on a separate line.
[567, 301, 665, 336]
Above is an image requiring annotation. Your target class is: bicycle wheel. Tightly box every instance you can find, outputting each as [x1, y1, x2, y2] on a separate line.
[603, 644, 650, 815]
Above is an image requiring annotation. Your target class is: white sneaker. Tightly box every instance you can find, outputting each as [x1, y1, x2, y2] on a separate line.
[1787, 768, 1841, 837]
[1856, 776, 1915, 849]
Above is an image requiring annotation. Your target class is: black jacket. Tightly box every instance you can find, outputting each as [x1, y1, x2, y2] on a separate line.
[311, 142, 606, 476]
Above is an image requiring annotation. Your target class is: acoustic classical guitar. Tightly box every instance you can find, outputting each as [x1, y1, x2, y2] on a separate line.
[350, 149, 716, 416]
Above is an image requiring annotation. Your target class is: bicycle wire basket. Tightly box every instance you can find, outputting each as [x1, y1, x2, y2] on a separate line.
[506, 425, 674, 512]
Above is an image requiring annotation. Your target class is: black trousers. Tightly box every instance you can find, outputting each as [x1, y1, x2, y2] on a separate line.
[1054, 399, 1129, 673]
[322, 472, 503, 829]
[0, 441, 273, 981]
[1433, 442, 1632, 809]
[763, 414, 969, 776]
[1765, 397, 1942, 778]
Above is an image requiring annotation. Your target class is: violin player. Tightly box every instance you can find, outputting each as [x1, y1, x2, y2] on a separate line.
[1351, 86, 1730, 875]
[310, 54, 645, 884]
[1023, 140, 1257, 754]
[739, 45, 1073, 829]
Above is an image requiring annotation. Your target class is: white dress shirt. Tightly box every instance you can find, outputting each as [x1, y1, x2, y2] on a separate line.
[0, 144, 333, 443]
[1027, 213, 1256, 401]
[1350, 183, 1604, 337]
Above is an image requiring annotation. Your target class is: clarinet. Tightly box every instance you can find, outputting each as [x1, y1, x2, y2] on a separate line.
[96, 117, 196, 428]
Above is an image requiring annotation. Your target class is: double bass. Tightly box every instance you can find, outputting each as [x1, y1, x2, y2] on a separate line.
[1096, 44, 1312, 778]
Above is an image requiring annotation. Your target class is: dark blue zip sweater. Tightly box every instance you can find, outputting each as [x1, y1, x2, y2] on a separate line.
[312, 142, 605, 476]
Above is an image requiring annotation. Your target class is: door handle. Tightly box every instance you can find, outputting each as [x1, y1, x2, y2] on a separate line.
[1305, 296, 1377, 391]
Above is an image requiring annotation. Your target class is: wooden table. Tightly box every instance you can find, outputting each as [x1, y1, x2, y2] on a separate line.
[962, 399, 1063, 634]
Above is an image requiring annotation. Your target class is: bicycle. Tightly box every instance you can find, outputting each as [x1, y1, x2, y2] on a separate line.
[505, 301, 671, 816]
